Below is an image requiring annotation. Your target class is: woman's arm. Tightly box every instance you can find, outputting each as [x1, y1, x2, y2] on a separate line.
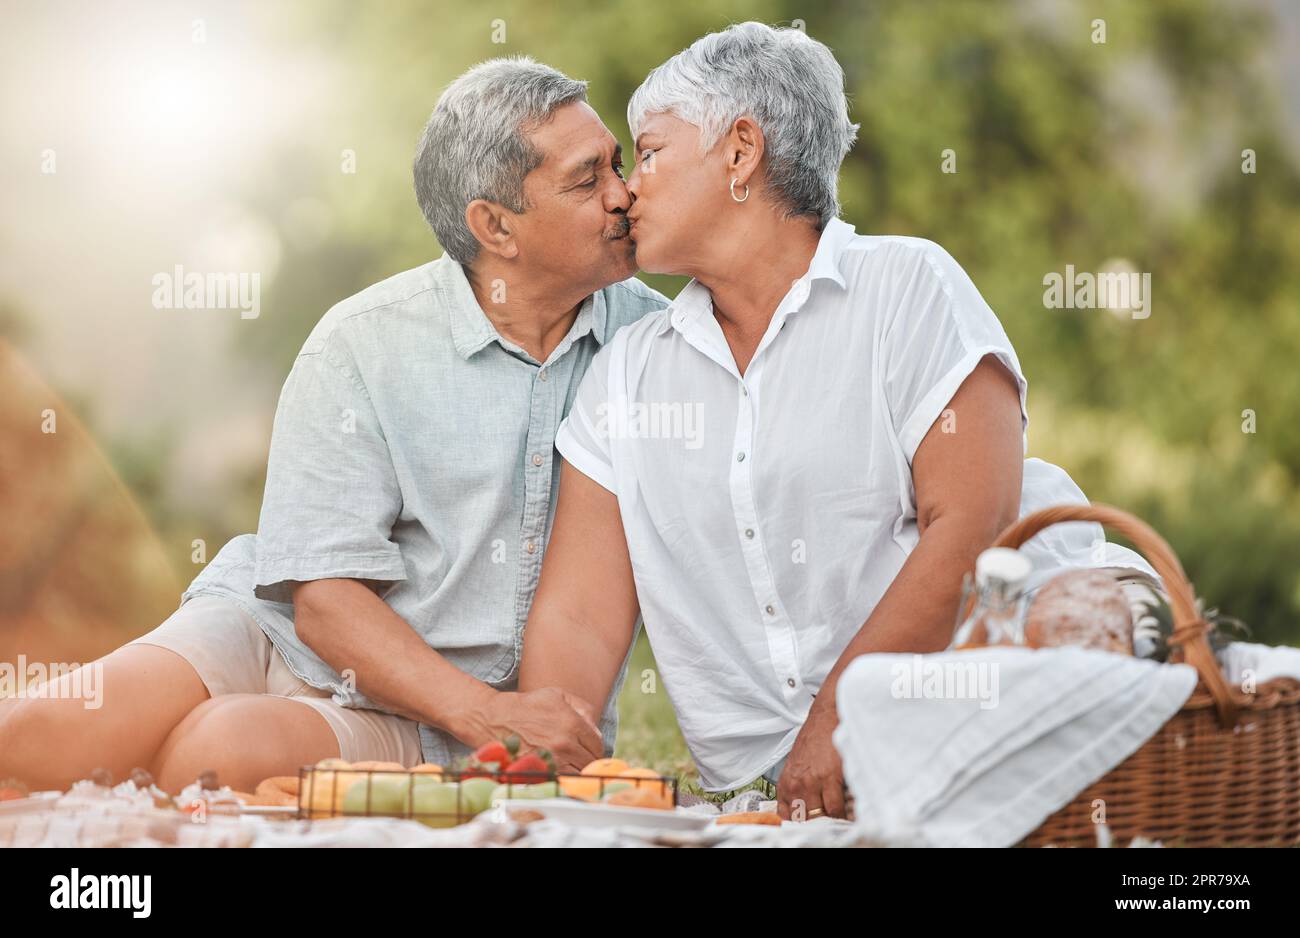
[518, 459, 642, 727]
[831, 352, 1024, 667]
[778, 353, 1025, 818]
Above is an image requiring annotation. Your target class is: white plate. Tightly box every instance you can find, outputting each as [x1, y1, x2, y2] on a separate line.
[208, 803, 299, 817]
[493, 798, 713, 831]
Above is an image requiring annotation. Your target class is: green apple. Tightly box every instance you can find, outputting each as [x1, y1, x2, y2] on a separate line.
[458, 777, 498, 816]
[486, 780, 561, 811]
[409, 779, 461, 828]
[598, 782, 634, 800]
[521, 781, 559, 800]
[342, 776, 410, 817]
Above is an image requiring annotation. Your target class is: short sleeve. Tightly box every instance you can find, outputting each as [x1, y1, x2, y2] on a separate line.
[554, 344, 616, 493]
[252, 337, 405, 603]
[880, 241, 1030, 465]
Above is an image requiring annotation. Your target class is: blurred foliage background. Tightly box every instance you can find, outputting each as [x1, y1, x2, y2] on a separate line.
[2, 0, 1298, 776]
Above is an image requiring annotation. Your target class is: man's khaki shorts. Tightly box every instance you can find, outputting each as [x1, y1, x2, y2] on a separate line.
[128, 594, 423, 765]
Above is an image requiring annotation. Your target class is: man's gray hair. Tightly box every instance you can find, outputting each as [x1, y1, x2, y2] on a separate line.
[627, 22, 858, 227]
[414, 57, 588, 264]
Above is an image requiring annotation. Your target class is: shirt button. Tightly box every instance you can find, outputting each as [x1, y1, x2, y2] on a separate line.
[741, 385, 749, 397]
[538, 369, 548, 382]
[736, 452, 746, 462]
[744, 528, 755, 539]
[765, 604, 775, 615]
[787, 678, 797, 689]
[525, 541, 536, 554]
[531, 453, 544, 467]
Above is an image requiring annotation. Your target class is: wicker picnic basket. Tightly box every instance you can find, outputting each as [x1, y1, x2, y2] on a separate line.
[976, 503, 1300, 847]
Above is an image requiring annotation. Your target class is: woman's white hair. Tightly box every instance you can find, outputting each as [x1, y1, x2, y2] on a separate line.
[628, 22, 858, 227]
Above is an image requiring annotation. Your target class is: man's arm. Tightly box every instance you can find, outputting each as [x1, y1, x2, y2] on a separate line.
[292, 579, 604, 771]
[778, 353, 1025, 819]
[517, 460, 641, 724]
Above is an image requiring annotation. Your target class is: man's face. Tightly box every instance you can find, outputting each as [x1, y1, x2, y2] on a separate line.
[510, 101, 636, 288]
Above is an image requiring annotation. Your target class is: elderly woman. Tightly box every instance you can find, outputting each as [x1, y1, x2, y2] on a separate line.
[519, 22, 1161, 819]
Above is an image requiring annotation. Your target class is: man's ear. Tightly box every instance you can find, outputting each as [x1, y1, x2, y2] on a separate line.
[464, 199, 520, 260]
[724, 116, 765, 191]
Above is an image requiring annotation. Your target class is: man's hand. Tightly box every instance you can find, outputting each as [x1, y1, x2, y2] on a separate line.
[292, 580, 601, 770]
[777, 694, 849, 821]
[465, 687, 604, 773]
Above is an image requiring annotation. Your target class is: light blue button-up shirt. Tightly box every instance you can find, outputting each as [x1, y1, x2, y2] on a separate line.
[184, 255, 669, 765]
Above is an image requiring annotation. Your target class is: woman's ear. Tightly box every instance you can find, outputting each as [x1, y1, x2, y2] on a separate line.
[725, 116, 765, 190]
[464, 199, 520, 260]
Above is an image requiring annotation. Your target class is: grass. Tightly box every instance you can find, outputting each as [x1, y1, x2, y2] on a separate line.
[613, 630, 776, 803]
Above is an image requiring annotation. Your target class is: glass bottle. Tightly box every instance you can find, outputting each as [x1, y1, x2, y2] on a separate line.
[950, 547, 1033, 649]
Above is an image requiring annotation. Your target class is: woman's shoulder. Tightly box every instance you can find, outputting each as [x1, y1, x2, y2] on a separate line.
[838, 232, 971, 292]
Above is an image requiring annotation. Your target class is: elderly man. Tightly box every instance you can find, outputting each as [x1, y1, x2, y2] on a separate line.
[0, 57, 667, 794]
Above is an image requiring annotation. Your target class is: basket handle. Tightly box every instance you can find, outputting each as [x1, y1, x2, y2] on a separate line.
[981, 502, 1238, 727]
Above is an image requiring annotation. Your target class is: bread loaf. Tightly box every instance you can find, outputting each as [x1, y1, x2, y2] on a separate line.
[1025, 569, 1133, 654]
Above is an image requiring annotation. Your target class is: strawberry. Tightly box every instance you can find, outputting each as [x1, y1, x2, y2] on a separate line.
[502, 751, 553, 784]
[458, 761, 499, 781]
[472, 741, 512, 768]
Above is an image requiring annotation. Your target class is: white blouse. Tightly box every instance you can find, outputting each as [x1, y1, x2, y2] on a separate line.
[555, 218, 1159, 791]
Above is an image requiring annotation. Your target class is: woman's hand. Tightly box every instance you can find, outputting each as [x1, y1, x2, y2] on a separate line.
[777, 693, 849, 820]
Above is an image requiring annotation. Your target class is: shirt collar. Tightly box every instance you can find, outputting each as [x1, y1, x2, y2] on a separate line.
[808, 217, 857, 289]
[658, 217, 857, 337]
[443, 255, 609, 361]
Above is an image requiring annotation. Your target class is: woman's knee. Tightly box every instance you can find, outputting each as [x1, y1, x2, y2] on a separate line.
[152, 694, 335, 794]
[0, 693, 102, 785]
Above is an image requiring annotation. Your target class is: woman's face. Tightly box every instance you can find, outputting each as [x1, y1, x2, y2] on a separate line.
[625, 112, 728, 275]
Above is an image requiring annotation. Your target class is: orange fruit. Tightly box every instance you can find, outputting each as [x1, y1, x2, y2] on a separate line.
[604, 786, 673, 811]
[617, 766, 670, 797]
[580, 758, 630, 777]
[558, 775, 602, 802]
[410, 763, 444, 776]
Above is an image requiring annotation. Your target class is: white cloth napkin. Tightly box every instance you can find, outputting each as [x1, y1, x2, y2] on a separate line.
[833, 646, 1198, 847]
[1215, 641, 1300, 686]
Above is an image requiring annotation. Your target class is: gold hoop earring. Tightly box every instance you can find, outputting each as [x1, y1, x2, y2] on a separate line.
[730, 178, 749, 203]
